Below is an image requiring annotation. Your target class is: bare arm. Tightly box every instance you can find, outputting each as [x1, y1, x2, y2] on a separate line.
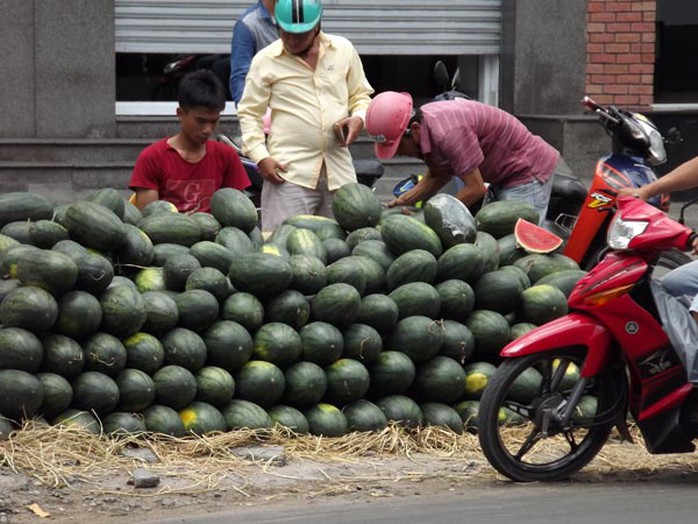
[454, 168, 488, 207]
[619, 156, 698, 200]
[133, 188, 159, 212]
[388, 170, 450, 207]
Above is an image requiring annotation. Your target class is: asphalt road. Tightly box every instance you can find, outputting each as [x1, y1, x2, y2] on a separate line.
[151, 482, 698, 524]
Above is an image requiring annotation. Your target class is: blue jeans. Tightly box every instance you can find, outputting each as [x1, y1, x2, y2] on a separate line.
[661, 259, 698, 312]
[492, 174, 554, 225]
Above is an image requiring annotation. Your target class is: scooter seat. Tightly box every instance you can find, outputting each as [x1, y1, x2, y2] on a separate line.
[353, 159, 385, 177]
[552, 173, 587, 203]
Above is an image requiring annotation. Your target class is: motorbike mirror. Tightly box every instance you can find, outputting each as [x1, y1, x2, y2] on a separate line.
[451, 66, 462, 90]
[433, 61, 450, 90]
[665, 127, 683, 145]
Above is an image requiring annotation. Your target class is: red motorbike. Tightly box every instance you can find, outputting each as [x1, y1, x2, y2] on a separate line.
[477, 196, 698, 482]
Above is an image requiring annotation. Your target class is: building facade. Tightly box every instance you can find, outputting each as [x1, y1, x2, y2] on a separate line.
[0, 0, 696, 201]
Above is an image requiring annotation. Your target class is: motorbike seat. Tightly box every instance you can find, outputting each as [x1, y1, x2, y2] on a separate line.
[552, 173, 588, 203]
[353, 159, 385, 177]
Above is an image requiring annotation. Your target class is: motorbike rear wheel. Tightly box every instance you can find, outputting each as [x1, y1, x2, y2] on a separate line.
[478, 348, 622, 482]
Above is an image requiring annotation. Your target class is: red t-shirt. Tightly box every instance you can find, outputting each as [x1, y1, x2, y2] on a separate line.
[129, 138, 251, 213]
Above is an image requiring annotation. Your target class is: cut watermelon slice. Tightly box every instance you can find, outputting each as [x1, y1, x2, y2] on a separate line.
[514, 218, 563, 254]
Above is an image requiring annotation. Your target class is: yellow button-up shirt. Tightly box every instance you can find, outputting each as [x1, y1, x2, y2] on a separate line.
[237, 32, 374, 191]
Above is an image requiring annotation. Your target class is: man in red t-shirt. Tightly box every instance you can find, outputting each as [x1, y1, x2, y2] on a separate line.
[129, 70, 250, 213]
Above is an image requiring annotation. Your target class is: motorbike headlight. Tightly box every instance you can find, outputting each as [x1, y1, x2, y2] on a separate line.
[607, 216, 648, 250]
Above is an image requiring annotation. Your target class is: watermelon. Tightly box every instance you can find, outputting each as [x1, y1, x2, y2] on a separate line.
[514, 218, 563, 253]
[265, 290, 311, 330]
[252, 322, 303, 369]
[385, 249, 438, 291]
[324, 359, 371, 406]
[341, 323, 383, 366]
[466, 310, 511, 362]
[179, 401, 227, 435]
[388, 315, 444, 364]
[40, 334, 85, 379]
[474, 200, 540, 238]
[282, 361, 328, 407]
[220, 292, 265, 333]
[233, 361, 286, 408]
[99, 285, 147, 339]
[174, 289, 220, 333]
[472, 270, 524, 315]
[325, 256, 367, 295]
[375, 395, 423, 428]
[161, 327, 208, 372]
[0, 369, 44, 419]
[143, 404, 186, 436]
[311, 282, 362, 327]
[103, 412, 147, 435]
[141, 291, 180, 335]
[412, 356, 467, 404]
[345, 227, 382, 250]
[0, 191, 53, 229]
[203, 320, 254, 372]
[299, 321, 344, 366]
[53, 409, 101, 435]
[288, 254, 328, 296]
[367, 350, 416, 398]
[138, 212, 202, 247]
[388, 281, 441, 320]
[380, 214, 443, 258]
[185, 266, 231, 303]
[221, 399, 273, 430]
[195, 366, 235, 406]
[517, 284, 569, 325]
[322, 237, 351, 264]
[210, 187, 258, 233]
[117, 223, 155, 266]
[267, 405, 309, 434]
[0, 286, 58, 333]
[438, 319, 475, 365]
[0, 327, 44, 373]
[115, 368, 156, 412]
[420, 402, 464, 433]
[286, 228, 327, 264]
[355, 293, 399, 335]
[228, 252, 293, 300]
[163, 253, 202, 292]
[304, 403, 348, 437]
[463, 361, 498, 400]
[435, 279, 475, 322]
[82, 332, 128, 377]
[331, 182, 383, 231]
[343, 399, 388, 432]
[123, 332, 165, 375]
[423, 193, 477, 248]
[36, 372, 73, 418]
[71, 371, 120, 415]
[152, 365, 198, 410]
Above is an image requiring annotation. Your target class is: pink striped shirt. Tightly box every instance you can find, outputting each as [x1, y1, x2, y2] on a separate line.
[419, 99, 559, 188]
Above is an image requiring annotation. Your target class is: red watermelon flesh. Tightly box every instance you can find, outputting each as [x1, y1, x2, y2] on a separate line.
[514, 219, 563, 254]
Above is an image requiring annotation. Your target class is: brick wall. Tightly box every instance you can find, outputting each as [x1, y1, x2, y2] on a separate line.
[586, 0, 657, 109]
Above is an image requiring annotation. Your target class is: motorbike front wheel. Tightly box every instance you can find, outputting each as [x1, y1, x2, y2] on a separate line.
[478, 348, 622, 482]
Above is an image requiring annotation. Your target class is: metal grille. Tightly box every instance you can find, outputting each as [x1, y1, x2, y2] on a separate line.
[115, 0, 501, 55]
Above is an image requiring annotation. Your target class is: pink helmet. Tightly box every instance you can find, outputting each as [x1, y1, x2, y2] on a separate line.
[365, 91, 413, 160]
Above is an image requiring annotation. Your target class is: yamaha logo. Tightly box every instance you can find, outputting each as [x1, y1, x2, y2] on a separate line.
[625, 321, 639, 334]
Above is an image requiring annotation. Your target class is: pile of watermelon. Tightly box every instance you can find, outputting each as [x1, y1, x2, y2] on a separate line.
[0, 185, 587, 438]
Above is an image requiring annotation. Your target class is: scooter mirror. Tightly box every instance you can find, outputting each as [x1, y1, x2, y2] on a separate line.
[433, 61, 450, 91]
[451, 66, 462, 90]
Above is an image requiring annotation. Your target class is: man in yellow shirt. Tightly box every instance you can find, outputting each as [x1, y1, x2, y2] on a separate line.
[237, 0, 374, 232]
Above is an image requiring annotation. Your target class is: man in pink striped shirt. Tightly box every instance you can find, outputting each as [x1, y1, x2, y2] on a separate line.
[365, 91, 560, 223]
